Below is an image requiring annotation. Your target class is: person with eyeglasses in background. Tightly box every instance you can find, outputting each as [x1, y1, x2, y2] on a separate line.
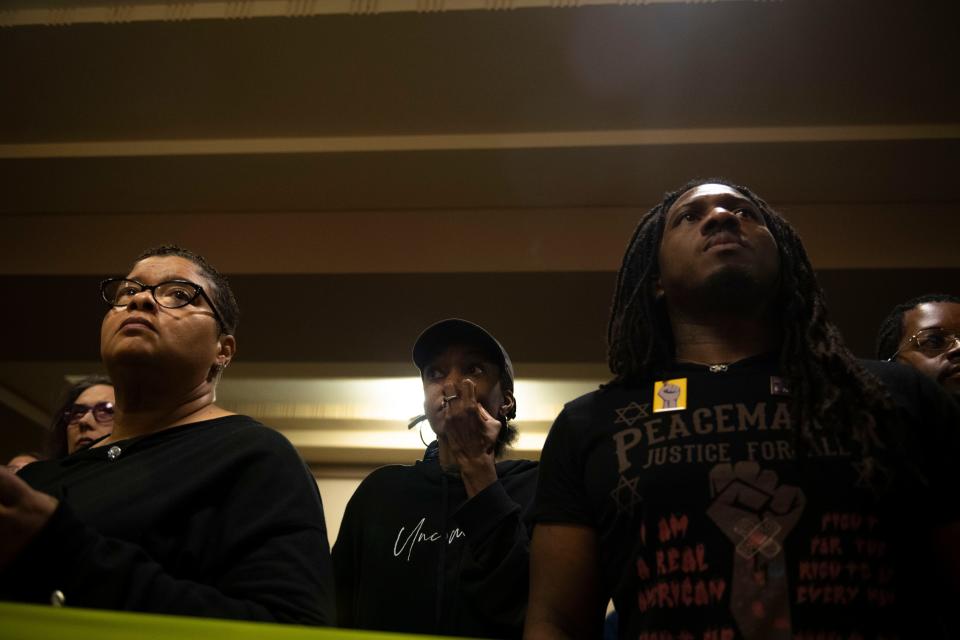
[6, 376, 113, 474]
[876, 294, 960, 401]
[44, 375, 115, 459]
[0, 245, 334, 625]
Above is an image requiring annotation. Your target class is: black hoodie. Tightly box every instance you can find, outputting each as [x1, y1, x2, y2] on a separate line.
[333, 443, 538, 639]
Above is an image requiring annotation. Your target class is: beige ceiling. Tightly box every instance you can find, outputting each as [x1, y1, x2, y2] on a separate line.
[1, 0, 958, 466]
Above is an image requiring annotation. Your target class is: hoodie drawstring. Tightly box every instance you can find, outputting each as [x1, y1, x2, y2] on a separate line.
[435, 471, 449, 630]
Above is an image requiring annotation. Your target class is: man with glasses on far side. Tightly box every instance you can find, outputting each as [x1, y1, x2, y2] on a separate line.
[876, 294, 960, 401]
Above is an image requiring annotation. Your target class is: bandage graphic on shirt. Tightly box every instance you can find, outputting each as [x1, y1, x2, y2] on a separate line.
[653, 378, 687, 413]
[707, 462, 806, 639]
[734, 517, 782, 559]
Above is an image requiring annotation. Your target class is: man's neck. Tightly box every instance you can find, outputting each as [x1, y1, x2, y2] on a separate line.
[670, 309, 780, 366]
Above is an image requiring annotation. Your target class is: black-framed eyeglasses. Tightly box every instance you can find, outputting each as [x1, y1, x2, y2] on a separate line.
[888, 327, 960, 360]
[64, 401, 114, 425]
[100, 277, 225, 332]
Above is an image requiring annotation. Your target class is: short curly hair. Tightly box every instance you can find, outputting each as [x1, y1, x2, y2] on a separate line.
[133, 245, 240, 336]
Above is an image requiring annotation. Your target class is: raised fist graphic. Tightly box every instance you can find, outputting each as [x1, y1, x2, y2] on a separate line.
[707, 461, 806, 639]
[658, 383, 682, 409]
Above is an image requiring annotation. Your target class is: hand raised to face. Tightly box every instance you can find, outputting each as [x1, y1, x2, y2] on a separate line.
[421, 343, 513, 497]
[438, 378, 503, 467]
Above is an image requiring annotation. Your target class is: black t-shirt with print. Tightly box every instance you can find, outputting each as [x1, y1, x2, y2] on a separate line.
[535, 355, 960, 639]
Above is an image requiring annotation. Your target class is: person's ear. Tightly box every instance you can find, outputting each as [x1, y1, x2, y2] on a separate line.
[499, 390, 516, 420]
[216, 334, 236, 369]
[209, 335, 236, 380]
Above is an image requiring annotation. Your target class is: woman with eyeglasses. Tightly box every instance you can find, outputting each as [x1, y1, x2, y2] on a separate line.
[0, 245, 334, 625]
[45, 375, 115, 459]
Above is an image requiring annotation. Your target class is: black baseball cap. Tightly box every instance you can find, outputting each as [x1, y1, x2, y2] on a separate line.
[412, 318, 515, 394]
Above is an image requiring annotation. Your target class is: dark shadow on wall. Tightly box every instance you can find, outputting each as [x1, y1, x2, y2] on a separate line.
[0, 269, 955, 364]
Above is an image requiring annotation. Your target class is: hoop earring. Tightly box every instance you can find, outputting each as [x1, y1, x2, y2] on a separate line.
[419, 422, 430, 447]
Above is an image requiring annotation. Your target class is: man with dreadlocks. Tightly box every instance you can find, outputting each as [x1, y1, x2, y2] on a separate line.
[526, 180, 960, 639]
[876, 294, 960, 401]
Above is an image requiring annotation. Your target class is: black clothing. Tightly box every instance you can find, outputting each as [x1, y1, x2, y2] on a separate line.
[2, 415, 334, 625]
[333, 447, 538, 639]
[535, 356, 960, 639]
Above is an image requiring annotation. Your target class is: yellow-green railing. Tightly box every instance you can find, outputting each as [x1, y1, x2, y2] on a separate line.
[0, 602, 465, 640]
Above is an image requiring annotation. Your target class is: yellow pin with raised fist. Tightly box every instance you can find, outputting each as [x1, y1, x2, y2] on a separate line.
[653, 378, 687, 413]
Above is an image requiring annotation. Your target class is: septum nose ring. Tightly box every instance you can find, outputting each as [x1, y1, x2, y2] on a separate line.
[442, 394, 459, 408]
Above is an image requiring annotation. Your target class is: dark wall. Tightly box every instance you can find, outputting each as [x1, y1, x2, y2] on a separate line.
[0, 404, 45, 466]
[1, 269, 956, 364]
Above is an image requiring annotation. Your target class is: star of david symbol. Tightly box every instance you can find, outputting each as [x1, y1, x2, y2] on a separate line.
[610, 474, 642, 516]
[850, 460, 873, 489]
[614, 401, 650, 427]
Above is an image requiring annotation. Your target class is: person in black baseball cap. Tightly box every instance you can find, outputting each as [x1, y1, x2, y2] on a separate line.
[412, 318, 518, 461]
[333, 318, 537, 639]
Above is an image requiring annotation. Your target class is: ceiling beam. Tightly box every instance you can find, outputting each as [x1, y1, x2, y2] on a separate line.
[3, 206, 959, 274]
[3, 124, 959, 159]
[0, 0, 755, 28]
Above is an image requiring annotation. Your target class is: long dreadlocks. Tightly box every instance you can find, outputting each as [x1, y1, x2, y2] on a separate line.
[607, 178, 905, 492]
